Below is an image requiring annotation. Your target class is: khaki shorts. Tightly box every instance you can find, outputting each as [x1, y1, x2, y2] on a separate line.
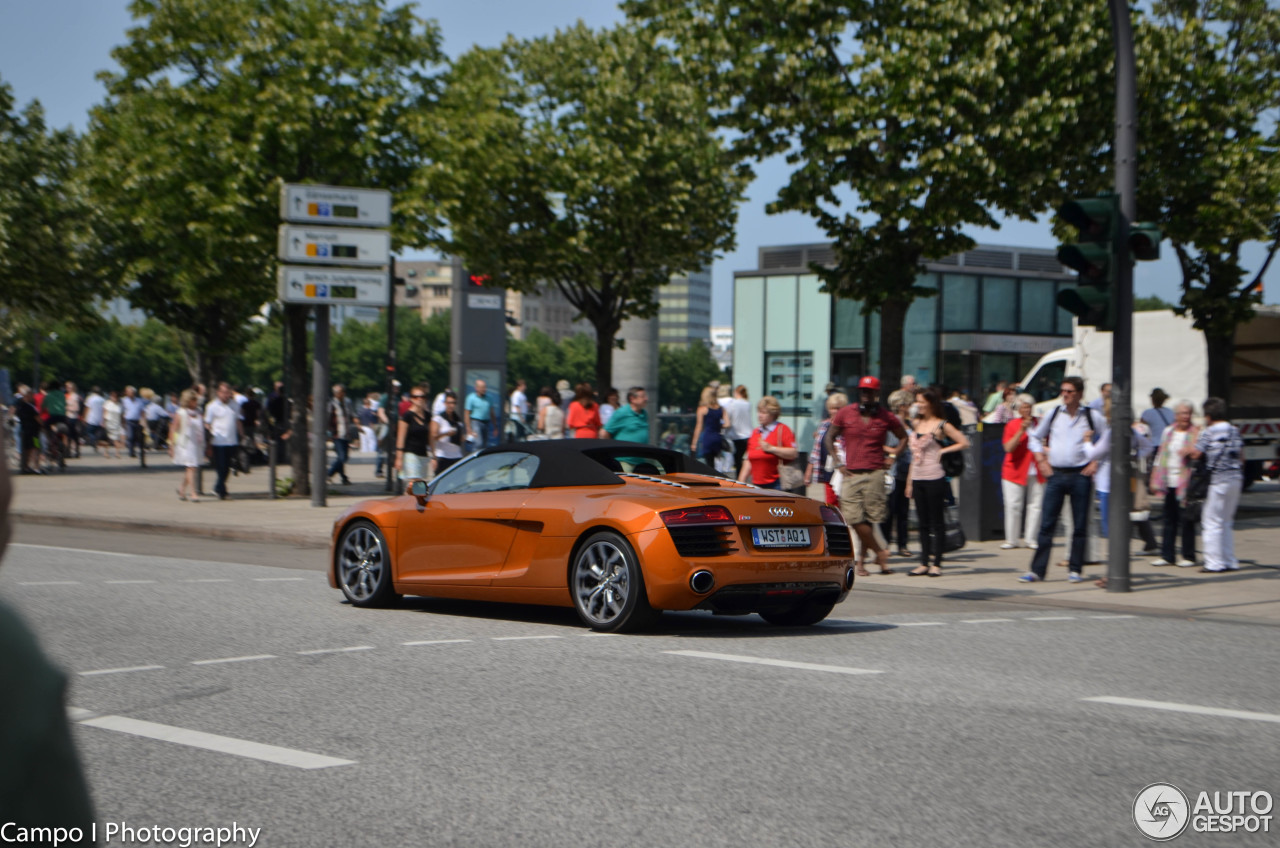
[839, 470, 887, 525]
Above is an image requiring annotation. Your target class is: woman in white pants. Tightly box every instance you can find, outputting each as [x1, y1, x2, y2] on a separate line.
[1189, 397, 1244, 573]
[1000, 394, 1044, 548]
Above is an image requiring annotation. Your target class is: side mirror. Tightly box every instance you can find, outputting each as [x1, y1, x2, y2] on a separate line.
[405, 478, 428, 506]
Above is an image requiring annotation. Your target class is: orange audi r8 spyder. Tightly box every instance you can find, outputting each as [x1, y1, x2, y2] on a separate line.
[328, 440, 857, 631]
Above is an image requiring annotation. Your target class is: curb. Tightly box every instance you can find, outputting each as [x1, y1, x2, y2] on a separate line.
[852, 579, 1280, 629]
[13, 511, 329, 549]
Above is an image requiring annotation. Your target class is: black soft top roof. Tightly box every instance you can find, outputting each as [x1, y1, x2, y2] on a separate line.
[475, 439, 722, 488]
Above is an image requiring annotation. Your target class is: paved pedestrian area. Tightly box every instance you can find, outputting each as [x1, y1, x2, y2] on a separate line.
[10, 451, 1279, 623]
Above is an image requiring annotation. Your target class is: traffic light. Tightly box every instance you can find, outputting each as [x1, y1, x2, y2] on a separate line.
[1129, 222, 1162, 261]
[1057, 194, 1119, 330]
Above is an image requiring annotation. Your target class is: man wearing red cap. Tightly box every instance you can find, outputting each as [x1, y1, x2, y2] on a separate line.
[823, 375, 906, 575]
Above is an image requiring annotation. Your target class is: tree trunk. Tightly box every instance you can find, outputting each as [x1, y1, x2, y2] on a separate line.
[877, 296, 908, 394]
[1205, 330, 1234, 405]
[594, 320, 619, 399]
[287, 304, 311, 496]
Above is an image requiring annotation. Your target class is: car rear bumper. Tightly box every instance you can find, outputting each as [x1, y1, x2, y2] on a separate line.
[630, 528, 854, 611]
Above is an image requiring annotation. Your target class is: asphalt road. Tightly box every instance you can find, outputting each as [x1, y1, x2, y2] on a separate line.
[3, 528, 1277, 847]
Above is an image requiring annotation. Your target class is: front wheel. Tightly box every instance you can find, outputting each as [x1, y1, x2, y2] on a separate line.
[759, 599, 836, 627]
[570, 531, 658, 632]
[337, 520, 399, 607]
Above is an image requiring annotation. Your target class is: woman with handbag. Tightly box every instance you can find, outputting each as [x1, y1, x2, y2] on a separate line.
[168, 389, 205, 502]
[737, 396, 797, 491]
[906, 388, 969, 576]
[690, 386, 728, 465]
[1188, 397, 1244, 573]
[1148, 401, 1199, 567]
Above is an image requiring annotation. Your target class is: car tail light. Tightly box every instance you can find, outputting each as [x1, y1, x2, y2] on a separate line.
[661, 505, 734, 527]
[819, 506, 843, 524]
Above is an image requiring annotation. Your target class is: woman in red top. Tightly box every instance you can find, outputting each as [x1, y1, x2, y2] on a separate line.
[1000, 393, 1043, 549]
[737, 395, 797, 489]
[565, 383, 602, 439]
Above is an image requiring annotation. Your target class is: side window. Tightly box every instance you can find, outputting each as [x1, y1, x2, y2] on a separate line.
[432, 452, 540, 495]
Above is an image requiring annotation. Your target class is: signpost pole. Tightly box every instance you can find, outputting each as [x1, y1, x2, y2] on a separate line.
[310, 306, 330, 508]
[385, 257, 398, 493]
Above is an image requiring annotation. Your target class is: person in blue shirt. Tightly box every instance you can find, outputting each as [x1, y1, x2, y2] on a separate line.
[464, 379, 495, 453]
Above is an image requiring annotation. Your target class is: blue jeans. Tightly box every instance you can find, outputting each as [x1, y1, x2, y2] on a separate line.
[327, 438, 350, 479]
[212, 444, 235, 497]
[468, 421, 490, 454]
[1029, 469, 1093, 577]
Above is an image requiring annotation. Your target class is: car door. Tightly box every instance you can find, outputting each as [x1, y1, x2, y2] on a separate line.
[396, 451, 541, 587]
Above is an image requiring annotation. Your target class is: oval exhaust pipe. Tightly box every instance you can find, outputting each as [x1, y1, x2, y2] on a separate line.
[689, 570, 715, 594]
[845, 567, 857, 590]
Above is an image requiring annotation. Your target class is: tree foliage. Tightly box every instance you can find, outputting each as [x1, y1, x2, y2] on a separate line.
[504, 330, 597, 398]
[427, 22, 748, 393]
[628, 0, 1113, 387]
[83, 0, 446, 388]
[659, 342, 724, 412]
[1136, 0, 1280, 399]
[0, 77, 107, 353]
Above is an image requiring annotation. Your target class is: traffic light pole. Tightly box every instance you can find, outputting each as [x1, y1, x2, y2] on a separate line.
[384, 257, 399, 494]
[1107, 0, 1136, 593]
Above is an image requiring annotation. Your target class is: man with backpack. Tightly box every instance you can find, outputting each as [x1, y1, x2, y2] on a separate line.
[1020, 375, 1107, 583]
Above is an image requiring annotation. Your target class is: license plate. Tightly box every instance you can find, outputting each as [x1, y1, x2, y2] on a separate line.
[751, 527, 811, 548]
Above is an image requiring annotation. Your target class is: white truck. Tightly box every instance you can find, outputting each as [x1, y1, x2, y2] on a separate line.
[1016, 305, 1280, 487]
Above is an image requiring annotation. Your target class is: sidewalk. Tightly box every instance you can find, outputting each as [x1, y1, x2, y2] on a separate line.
[11, 451, 1280, 624]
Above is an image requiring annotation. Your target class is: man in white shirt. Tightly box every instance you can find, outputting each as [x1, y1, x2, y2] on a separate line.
[508, 379, 529, 440]
[723, 385, 754, 476]
[1021, 375, 1107, 583]
[121, 386, 148, 457]
[83, 387, 105, 454]
[204, 382, 243, 500]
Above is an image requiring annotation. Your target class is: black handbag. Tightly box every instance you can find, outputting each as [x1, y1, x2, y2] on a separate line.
[1182, 455, 1211, 522]
[934, 426, 965, 477]
[942, 505, 966, 552]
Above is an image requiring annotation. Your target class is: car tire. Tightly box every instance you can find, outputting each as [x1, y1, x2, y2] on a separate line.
[570, 531, 659, 633]
[336, 520, 399, 607]
[759, 599, 836, 627]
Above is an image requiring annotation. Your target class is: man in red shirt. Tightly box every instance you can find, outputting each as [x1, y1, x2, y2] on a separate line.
[823, 375, 906, 574]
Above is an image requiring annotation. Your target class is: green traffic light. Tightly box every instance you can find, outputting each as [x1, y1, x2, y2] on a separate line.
[1129, 222, 1162, 261]
[1058, 243, 1110, 279]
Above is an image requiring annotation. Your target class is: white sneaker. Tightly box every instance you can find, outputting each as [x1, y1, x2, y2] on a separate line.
[1175, 558, 1197, 567]
[1000, 542, 1018, 550]
[1150, 558, 1173, 566]
[1026, 541, 1038, 550]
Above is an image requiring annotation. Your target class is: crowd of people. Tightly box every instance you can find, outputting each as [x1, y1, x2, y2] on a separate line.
[7, 369, 1249, 578]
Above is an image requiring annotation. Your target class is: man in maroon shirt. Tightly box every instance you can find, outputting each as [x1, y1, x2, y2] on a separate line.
[823, 375, 906, 574]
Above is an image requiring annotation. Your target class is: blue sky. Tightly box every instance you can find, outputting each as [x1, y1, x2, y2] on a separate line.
[2, 0, 1275, 324]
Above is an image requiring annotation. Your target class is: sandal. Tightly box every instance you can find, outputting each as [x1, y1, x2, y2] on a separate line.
[877, 567, 895, 575]
[855, 565, 870, 578]
[176, 488, 187, 501]
[908, 567, 929, 576]
[927, 567, 942, 577]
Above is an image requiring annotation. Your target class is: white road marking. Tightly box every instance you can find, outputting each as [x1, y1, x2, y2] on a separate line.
[297, 646, 374, 655]
[961, 618, 1016, 624]
[665, 650, 882, 676]
[105, 580, 157, 584]
[11, 543, 133, 557]
[66, 707, 96, 722]
[1089, 614, 1137, 619]
[191, 654, 277, 666]
[79, 665, 165, 677]
[581, 633, 616, 637]
[70, 712, 354, 769]
[1027, 616, 1077, 621]
[897, 621, 947, 627]
[19, 580, 81, 586]
[1083, 696, 1280, 725]
[185, 579, 232, 583]
[402, 639, 472, 646]
[492, 635, 562, 641]
[253, 577, 307, 582]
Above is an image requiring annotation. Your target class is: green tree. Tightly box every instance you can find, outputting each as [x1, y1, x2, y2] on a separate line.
[84, 0, 446, 494]
[0, 78, 106, 357]
[4, 318, 191, 394]
[1136, 1, 1280, 400]
[1134, 295, 1175, 312]
[659, 342, 724, 412]
[428, 23, 748, 394]
[628, 0, 1112, 388]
